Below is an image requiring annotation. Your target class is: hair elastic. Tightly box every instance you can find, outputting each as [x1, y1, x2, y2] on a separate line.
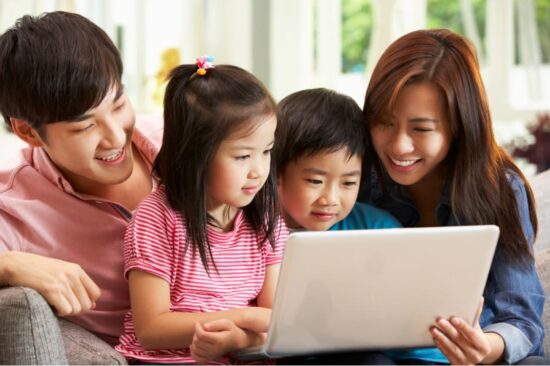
[196, 55, 214, 75]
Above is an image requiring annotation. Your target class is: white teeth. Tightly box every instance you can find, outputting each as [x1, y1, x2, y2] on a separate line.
[97, 150, 122, 161]
[391, 158, 417, 167]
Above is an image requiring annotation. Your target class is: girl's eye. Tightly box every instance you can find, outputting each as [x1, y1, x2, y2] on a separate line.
[306, 179, 322, 185]
[263, 149, 272, 155]
[114, 102, 125, 112]
[235, 155, 250, 161]
[343, 181, 358, 187]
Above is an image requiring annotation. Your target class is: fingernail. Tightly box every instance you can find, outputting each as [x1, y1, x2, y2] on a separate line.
[450, 317, 461, 326]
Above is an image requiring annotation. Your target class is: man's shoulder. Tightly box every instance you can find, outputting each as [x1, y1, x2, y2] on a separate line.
[135, 115, 163, 147]
[0, 147, 36, 195]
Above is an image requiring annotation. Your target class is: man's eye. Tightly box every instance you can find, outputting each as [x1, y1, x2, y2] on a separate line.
[76, 124, 94, 132]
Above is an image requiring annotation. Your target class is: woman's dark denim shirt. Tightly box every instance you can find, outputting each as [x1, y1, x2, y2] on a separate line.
[358, 167, 545, 364]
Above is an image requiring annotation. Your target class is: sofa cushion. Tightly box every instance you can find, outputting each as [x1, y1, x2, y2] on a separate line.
[536, 248, 550, 357]
[532, 169, 550, 251]
[59, 319, 127, 365]
[0, 286, 67, 364]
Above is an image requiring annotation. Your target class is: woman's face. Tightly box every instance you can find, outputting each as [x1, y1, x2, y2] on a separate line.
[370, 81, 453, 188]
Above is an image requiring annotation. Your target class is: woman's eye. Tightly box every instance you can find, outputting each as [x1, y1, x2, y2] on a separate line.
[235, 155, 250, 161]
[343, 181, 358, 187]
[306, 179, 322, 185]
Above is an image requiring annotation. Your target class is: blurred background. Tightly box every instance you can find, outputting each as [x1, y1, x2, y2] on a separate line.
[0, 0, 549, 175]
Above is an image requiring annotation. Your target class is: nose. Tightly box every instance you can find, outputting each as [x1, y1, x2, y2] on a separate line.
[317, 183, 338, 206]
[389, 128, 414, 155]
[247, 154, 268, 180]
[100, 116, 127, 148]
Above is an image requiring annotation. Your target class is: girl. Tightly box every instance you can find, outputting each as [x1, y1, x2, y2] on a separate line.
[115, 56, 288, 364]
[359, 29, 545, 365]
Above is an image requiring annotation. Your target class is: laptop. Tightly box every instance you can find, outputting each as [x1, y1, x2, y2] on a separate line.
[234, 225, 499, 360]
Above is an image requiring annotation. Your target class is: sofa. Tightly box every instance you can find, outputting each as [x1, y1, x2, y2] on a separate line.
[1, 169, 549, 365]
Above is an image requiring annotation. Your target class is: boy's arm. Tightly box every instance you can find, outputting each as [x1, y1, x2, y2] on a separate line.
[0, 251, 100, 316]
[128, 269, 271, 350]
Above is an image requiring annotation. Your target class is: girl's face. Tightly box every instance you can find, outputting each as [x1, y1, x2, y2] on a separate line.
[207, 114, 277, 218]
[370, 81, 453, 188]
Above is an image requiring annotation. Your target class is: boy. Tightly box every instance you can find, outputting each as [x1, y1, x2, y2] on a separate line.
[0, 11, 162, 362]
[275, 88, 399, 232]
[274, 88, 400, 364]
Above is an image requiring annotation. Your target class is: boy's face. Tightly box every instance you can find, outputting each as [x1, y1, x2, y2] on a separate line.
[278, 149, 362, 231]
[33, 87, 136, 195]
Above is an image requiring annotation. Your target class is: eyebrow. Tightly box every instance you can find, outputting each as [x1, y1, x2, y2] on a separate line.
[231, 140, 275, 150]
[303, 168, 361, 177]
[408, 117, 438, 123]
[69, 86, 125, 122]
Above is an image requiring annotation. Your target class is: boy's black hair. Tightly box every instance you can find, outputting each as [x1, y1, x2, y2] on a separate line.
[0, 11, 123, 133]
[275, 88, 366, 174]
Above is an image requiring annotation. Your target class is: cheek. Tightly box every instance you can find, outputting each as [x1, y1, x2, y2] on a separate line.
[370, 129, 386, 153]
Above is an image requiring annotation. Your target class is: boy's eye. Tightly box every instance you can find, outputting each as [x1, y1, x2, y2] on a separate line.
[235, 155, 250, 161]
[305, 178, 322, 185]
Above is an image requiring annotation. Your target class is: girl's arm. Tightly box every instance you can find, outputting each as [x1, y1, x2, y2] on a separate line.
[128, 269, 270, 350]
[189, 263, 281, 362]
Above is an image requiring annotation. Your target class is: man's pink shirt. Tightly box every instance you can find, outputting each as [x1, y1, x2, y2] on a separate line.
[0, 116, 162, 344]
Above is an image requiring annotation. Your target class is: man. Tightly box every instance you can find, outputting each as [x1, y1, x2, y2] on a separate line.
[0, 11, 162, 361]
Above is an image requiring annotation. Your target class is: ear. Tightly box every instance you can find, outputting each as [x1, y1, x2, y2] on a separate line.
[10, 118, 45, 147]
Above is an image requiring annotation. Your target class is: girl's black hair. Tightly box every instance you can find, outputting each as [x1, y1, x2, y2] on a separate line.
[154, 64, 279, 273]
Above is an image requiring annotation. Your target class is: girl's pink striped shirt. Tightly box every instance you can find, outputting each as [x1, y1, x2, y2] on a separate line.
[115, 187, 288, 364]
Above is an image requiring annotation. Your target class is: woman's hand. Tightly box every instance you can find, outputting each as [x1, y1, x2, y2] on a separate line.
[431, 298, 504, 365]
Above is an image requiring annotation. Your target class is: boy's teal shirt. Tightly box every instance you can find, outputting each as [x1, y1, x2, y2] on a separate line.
[328, 202, 401, 231]
[328, 202, 448, 364]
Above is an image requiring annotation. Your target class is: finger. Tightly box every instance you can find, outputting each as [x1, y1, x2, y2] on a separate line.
[432, 327, 466, 365]
[474, 297, 484, 327]
[194, 322, 217, 344]
[70, 277, 93, 312]
[436, 318, 482, 361]
[80, 271, 101, 303]
[450, 317, 490, 356]
[203, 318, 233, 332]
[42, 285, 73, 317]
[61, 281, 82, 316]
[190, 344, 208, 363]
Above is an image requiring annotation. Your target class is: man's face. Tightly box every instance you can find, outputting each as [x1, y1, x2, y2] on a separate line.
[36, 87, 136, 195]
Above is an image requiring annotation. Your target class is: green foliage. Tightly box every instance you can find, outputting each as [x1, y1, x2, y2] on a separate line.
[340, 0, 550, 74]
[341, 0, 372, 73]
[426, 0, 486, 57]
[536, 0, 550, 63]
